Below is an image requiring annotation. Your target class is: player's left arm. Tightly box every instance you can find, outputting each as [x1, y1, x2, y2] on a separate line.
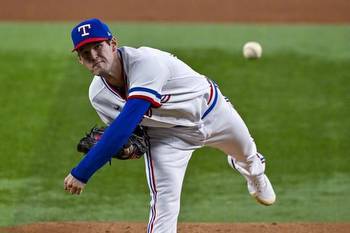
[64, 98, 151, 195]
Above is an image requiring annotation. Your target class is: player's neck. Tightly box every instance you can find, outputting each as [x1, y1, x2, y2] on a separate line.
[102, 54, 124, 88]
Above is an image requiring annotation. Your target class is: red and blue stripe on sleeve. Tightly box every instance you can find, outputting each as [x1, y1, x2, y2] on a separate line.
[128, 87, 162, 108]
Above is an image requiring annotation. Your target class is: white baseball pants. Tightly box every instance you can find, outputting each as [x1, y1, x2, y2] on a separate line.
[144, 88, 265, 233]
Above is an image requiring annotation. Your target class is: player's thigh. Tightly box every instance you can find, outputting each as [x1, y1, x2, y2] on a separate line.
[206, 99, 257, 158]
[145, 139, 193, 192]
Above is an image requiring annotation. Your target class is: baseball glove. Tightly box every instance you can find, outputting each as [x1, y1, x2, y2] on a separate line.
[77, 125, 149, 160]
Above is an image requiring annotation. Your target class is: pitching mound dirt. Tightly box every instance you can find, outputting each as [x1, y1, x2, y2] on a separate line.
[1, 222, 350, 233]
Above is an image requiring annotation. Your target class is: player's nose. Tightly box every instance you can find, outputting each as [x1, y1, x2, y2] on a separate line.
[90, 49, 99, 60]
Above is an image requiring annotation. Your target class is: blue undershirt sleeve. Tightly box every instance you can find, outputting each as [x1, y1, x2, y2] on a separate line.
[70, 98, 151, 183]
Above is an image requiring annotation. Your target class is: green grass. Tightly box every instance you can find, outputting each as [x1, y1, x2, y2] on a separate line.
[0, 22, 349, 226]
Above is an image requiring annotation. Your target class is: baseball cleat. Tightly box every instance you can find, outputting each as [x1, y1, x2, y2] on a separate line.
[247, 174, 276, 206]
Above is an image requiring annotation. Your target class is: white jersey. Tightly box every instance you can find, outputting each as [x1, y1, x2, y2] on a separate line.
[89, 46, 217, 128]
[87, 47, 269, 233]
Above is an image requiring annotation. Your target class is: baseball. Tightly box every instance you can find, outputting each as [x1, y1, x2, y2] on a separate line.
[243, 41, 262, 59]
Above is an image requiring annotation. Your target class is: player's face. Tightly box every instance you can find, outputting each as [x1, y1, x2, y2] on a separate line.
[77, 39, 117, 76]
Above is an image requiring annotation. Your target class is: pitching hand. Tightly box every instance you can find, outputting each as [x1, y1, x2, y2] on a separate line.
[64, 173, 85, 195]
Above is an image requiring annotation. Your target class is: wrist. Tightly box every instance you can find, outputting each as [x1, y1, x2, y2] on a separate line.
[70, 168, 88, 184]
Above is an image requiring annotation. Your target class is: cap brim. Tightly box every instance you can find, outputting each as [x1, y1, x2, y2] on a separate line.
[72, 37, 109, 52]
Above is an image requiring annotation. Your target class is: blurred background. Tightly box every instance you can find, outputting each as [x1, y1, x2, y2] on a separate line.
[1, 0, 350, 23]
[0, 0, 349, 228]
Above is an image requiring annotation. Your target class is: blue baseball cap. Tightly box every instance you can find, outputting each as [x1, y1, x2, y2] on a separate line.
[71, 18, 113, 51]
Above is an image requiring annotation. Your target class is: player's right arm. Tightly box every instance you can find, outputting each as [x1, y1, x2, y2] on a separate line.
[68, 98, 151, 183]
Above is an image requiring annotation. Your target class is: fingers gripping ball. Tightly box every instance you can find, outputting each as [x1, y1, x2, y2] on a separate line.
[77, 125, 149, 160]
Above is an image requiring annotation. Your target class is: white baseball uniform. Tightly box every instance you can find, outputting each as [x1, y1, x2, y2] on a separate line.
[89, 46, 265, 233]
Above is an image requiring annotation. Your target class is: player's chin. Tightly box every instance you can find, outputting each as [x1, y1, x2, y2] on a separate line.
[91, 67, 103, 76]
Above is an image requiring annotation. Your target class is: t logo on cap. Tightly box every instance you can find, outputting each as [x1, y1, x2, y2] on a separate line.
[71, 18, 113, 51]
[78, 24, 91, 37]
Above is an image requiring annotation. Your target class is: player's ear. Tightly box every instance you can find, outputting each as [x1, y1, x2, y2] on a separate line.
[77, 53, 83, 65]
[110, 37, 118, 51]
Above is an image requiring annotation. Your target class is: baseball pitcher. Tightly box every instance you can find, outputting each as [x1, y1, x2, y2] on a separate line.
[64, 18, 276, 233]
